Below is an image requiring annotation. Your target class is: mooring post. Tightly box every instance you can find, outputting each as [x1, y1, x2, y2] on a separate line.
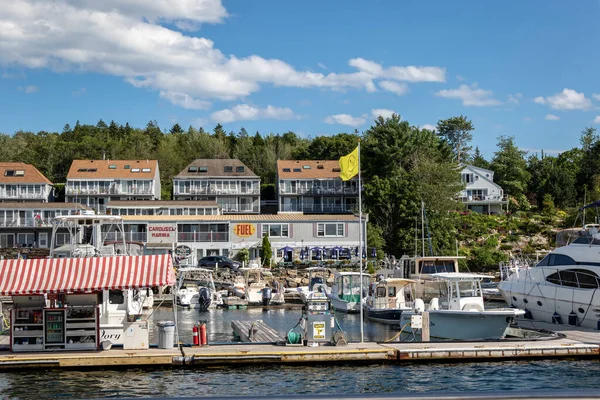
[421, 311, 430, 342]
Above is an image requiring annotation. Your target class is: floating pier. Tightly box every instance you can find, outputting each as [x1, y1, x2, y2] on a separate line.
[231, 320, 285, 342]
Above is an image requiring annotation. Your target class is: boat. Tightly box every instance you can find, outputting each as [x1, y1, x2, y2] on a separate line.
[297, 267, 330, 304]
[498, 240, 600, 330]
[240, 264, 285, 306]
[363, 278, 415, 325]
[400, 255, 463, 302]
[328, 271, 370, 313]
[176, 267, 223, 311]
[400, 273, 525, 341]
[480, 277, 503, 302]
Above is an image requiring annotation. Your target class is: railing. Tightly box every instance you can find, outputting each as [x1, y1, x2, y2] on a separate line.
[173, 187, 260, 195]
[0, 192, 47, 200]
[177, 232, 229, 242]
[280, 187, 359, 195]
[66, 188, 153, 195]
[103, 231, 148, 242]
[458, 194, 508, 203]
[221, 205, 259, 213]
[0, 218, 53, 228]
[279, 204, 353, 213]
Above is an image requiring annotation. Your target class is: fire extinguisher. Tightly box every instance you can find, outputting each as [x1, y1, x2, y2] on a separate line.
[192, 323, 199, 346]
[200, 321, 208, 346]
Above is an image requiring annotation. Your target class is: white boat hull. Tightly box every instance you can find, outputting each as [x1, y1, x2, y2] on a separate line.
[328, 295, 360, 313]
[400, 308, 524, 341]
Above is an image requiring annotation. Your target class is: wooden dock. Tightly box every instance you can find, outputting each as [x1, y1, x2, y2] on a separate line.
[231, 320, 285, 343]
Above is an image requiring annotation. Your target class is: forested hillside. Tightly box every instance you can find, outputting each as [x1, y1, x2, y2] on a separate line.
[1, 115, 596, 267]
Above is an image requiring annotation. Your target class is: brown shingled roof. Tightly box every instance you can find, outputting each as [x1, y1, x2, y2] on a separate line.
[277, 160, 355, 179]
[0, 202, 90, 210]
[175, 159, 258, 178]
[0, 162, 52, 185]
[67, 160, 158, 179]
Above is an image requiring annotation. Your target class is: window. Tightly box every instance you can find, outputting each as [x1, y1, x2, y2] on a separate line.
[109, 165, 117, 169]
[332, 168, 341, 172]
[15, 170, 24, 176]
[317, 223, 344, 237]
[142, 168, 151, 173]
[131, 168, 140, 173]
[293, 168, 301, 172]
[124, 165, 130, 169]
[4, 170, 14, 177]
[376, 287, 386, 297]
[0, 234, 14, 248]
[388, 286, 396, 297]
[224, 166, 233, 173]
[199, 166, 208, 173]
[17, 233, 34, 246]
[282, 168, 291, 172]
[303, 165, 311, 169]
[188, 166, 198, 173]
[549, 254, 576, 266]
[317, 165, 324, 169]
[545, 269, 600, 289]
[108, 290, 124, 304]
[236, 166, 245, 173]
[261, 224, 289, 238]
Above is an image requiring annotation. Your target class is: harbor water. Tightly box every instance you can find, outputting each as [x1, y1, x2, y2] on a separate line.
[2, 306, 600, 399]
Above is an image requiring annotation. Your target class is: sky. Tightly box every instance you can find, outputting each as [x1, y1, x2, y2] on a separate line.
[1, 0, 600, 159]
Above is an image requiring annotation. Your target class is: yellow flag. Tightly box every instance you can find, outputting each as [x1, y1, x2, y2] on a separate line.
[339, 146, 359, 181]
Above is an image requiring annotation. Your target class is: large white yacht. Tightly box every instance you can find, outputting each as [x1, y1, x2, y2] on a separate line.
[498, 239, 600, 330]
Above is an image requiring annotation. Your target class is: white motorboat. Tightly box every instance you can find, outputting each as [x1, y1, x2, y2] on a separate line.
[498, 241, 600, 330]
[401, 273, 525, 341]
[297, 267, 330, 304]
[176, 267, 223, 311]
[240, 265, 285, 306]
[328, 271, 370, 313]
[364, 278, 415, 325]
[400, 255, 464, 302]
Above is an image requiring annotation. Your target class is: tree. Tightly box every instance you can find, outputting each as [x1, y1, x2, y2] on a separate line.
[471, 147, 490, 169]
[213, 124, 226, 141]
[436, 115, 474, 164]
[169, 123, 184, 134]
[261, 234, 272, 267]
[490, 136, 530, 199]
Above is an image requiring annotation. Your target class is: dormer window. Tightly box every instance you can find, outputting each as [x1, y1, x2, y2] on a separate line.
[188, 166, 198, 173]
[332, 168, 341, 172]
[124, 165, 130, 169]
[199, 166, 208, 173]
[293, 168, 301, 172]
[224, 166, 233, 173]
[317, 165, 324, 169]
[109, 165, 117, 169]
[142, 168, 151, 173]
[236, 166, 245, 173]
[282, 168, 291, 172]
[4, 170, 15, 177]
[131, 168, 140, 173]
[77, 168, 96, 172]
[303, 165, 311, 169]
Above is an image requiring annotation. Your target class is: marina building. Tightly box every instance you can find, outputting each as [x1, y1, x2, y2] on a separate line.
[276, 160, 358, 214]
[173, 159, 260, 214]
[65, 160, 161, 214]
[458, 164, 508, 214]
[0, 162, 54, 203]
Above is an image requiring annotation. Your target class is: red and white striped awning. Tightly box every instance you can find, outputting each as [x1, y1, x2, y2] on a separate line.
[0, 255, 175, 295]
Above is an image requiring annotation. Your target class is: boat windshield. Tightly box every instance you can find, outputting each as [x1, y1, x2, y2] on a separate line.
[420, 260, 456, 274]
[456, 280, 481, 298]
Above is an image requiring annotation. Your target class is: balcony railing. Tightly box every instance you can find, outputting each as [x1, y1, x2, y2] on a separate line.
[0, 192, 47, 200]
[0, 217, 53, 228]
[459, 195, 508, 203]
[103, 231, 148, 242]
[279, 204, 354, 213]
[280, 187, 358, 195]
[177, 232, 229, 242]
[173, 187, 260, 195]
[221, 205, 259, 213]
[66, 188, 153, 196]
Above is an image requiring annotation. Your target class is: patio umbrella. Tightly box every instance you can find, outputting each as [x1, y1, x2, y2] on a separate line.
[354, 247, 359, 257]
[362, 248, 366, 259]
[371, 248, 376, 258]
[300, 249, 305, 260]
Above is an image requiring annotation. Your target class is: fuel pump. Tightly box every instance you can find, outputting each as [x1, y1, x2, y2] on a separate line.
[287, 291, 346, 346]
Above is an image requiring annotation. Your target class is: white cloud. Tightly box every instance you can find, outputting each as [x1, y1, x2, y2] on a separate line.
[435, 84, 501, 106]
[211, 104, 296, 123]
[421, 124, 436, 131]
[534, 88, 592, 110]
[72, 87, 86, 96]
[594, 116, 600, 124]
[545, 114, 560, 121]
[508, 93, 522, 104]
[0, 1, 448, 110]
[317, 62, 327, 70]
[349, 58, 445, 82]
[324, 113, 367, 127]
[593, 93, 600, 101]
[371, 109, 396, 119]
[18, 85, 38, 93]
[378, 80, 408, 96]
[160, 91, 211, 110]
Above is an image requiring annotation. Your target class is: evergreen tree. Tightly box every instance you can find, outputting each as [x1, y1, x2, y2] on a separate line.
[213, 124, 226, 141]
[436, 115, 474, 164]
[471, 146, 490, 169]
[169, 123, 184, 134]
[490, 136, 530, 199]
[261, 234, 272, 267]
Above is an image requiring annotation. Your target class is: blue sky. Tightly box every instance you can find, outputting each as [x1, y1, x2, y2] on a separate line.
[1, 1, 599, 158]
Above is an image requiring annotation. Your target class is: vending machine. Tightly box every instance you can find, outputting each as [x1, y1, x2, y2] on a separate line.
[44, 309, 66, 349]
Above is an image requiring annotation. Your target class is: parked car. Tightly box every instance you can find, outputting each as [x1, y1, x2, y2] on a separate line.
[198, 256, 240, 271]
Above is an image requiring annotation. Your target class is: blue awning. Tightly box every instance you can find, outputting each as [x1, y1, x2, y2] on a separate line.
[581, 200, 600, 210]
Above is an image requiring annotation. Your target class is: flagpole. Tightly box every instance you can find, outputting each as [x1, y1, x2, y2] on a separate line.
[358, 140, 364, 343]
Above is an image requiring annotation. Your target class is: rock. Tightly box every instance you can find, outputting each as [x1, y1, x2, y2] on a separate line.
[326, 277, 334, 284]
[287, 270, 298, 278]
[287, 281, 298, 288]
[294, 277, 303, 284]
[300, 278, 309, 285]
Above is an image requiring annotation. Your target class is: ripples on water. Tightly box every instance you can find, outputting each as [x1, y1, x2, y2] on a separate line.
[2, 307, 600, 399]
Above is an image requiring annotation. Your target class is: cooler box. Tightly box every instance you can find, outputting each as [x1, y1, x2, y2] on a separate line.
[123, 320, 149, 350]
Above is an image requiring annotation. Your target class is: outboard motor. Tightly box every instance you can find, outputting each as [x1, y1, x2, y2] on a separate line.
[262, 287, 272, 306]
[198, 287, 212, 311]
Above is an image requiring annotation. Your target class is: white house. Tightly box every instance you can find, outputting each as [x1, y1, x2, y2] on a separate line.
[458, 164, 508, 214]
[0, 162, 54, 202]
